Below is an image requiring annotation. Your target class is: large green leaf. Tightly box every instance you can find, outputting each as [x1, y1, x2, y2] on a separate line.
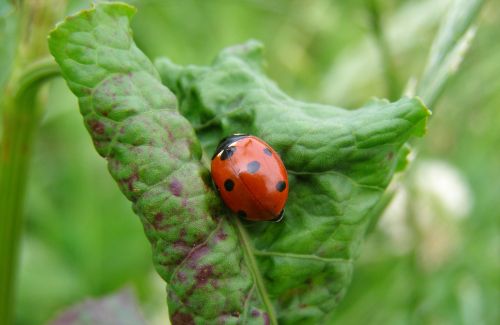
[49, 3, 429, 324]
[48, 4, 268, 324]
[155, 42, 429, 324]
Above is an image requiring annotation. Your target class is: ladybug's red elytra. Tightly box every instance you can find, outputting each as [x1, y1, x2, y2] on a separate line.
[211, 134, 289, 222]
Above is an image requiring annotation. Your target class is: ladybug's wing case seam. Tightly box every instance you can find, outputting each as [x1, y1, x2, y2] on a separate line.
[224, 146, 271, 220]
[227, 139, 278, 220]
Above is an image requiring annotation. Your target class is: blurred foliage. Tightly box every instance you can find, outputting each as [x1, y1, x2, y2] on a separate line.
[48, 288, 147, 325]
[6, 0, 499, 324]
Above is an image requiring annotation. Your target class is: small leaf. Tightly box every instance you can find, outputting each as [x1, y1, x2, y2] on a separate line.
[48, 289, 146, 325]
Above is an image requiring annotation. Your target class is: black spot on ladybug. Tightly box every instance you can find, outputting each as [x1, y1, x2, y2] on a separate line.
[247, 161, 261, 174]
[220, 146, 236, 161]
[263, 148, 272, 156]
[237, 210, 247, 218]
[224, 179, 234, 191]
[276, 181, 286, 192]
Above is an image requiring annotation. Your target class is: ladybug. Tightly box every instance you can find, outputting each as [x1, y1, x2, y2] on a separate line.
[211, 134, 289, 222]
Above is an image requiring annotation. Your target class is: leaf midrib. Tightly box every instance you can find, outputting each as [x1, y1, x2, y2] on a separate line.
[253, 250, 353, 264]
[234, 218, 278, 325]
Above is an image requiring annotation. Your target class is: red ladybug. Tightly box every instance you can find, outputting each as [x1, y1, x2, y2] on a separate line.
[211, 134, 289, 222]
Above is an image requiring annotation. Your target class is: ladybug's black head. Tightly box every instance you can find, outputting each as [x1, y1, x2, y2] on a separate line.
[212, 133, 249, 160]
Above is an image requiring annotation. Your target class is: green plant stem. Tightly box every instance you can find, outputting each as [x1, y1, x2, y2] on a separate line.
[418, 27, 477, 108]
[0, 1, 65, 322]
[417, 0, 485, 108]
[367, 0, 400, 100]
[404, 180, 426, 325]
[371, 0, 486, 243]
[364, 187, 396, 236]
[0, 58, 59, 325]
[0, 95, 39, 325]
[234, 218, 278, 325]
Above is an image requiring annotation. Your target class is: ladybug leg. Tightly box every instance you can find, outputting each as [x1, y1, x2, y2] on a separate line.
[270, 209, 285, 223]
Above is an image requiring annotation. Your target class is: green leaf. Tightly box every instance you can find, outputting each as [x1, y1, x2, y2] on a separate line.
[48, 289, 146, 325]
[48, 4, 270, 324]
[49, 3, 429, 324]
[156, 41, 429, 324]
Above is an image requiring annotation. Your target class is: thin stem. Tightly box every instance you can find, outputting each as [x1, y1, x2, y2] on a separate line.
[367, 0, 400, 100]
[364, 187, 396, 236]
[0, 57, 59, 325]
[418, 27, 477, 108]
[253, 250, 352, 264]
[15, 57, 60, 101]
[417, 0, 485, 108]
[233, 218, 278, 325]
[0, 92, 39, 325]
[0, 0, 65, 322]
[405, 180, 426, 325]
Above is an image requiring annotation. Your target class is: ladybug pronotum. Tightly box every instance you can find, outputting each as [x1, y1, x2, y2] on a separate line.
[211, 134, 289, 222]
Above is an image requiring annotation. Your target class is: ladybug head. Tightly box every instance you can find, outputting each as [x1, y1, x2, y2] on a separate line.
[212, 133, 249, 160]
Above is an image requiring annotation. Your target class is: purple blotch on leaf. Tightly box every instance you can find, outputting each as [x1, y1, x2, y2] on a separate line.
[263, 313, 270, 325]
[121, 171, 139, 192]
[215, 229, 227, 242]
[171, 312, 194, 325]
[153, 212, 164, 229]
[173, 240, 191, 254]
[88, 120, 105, 135]
[177, 272, 187, 283]
[195, 265, 213, 287]
[187, 244, 209, 268]
[169, 179, 182, 197]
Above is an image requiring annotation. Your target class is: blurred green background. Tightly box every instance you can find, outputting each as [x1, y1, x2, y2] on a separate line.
[3, 0, 499, 324]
